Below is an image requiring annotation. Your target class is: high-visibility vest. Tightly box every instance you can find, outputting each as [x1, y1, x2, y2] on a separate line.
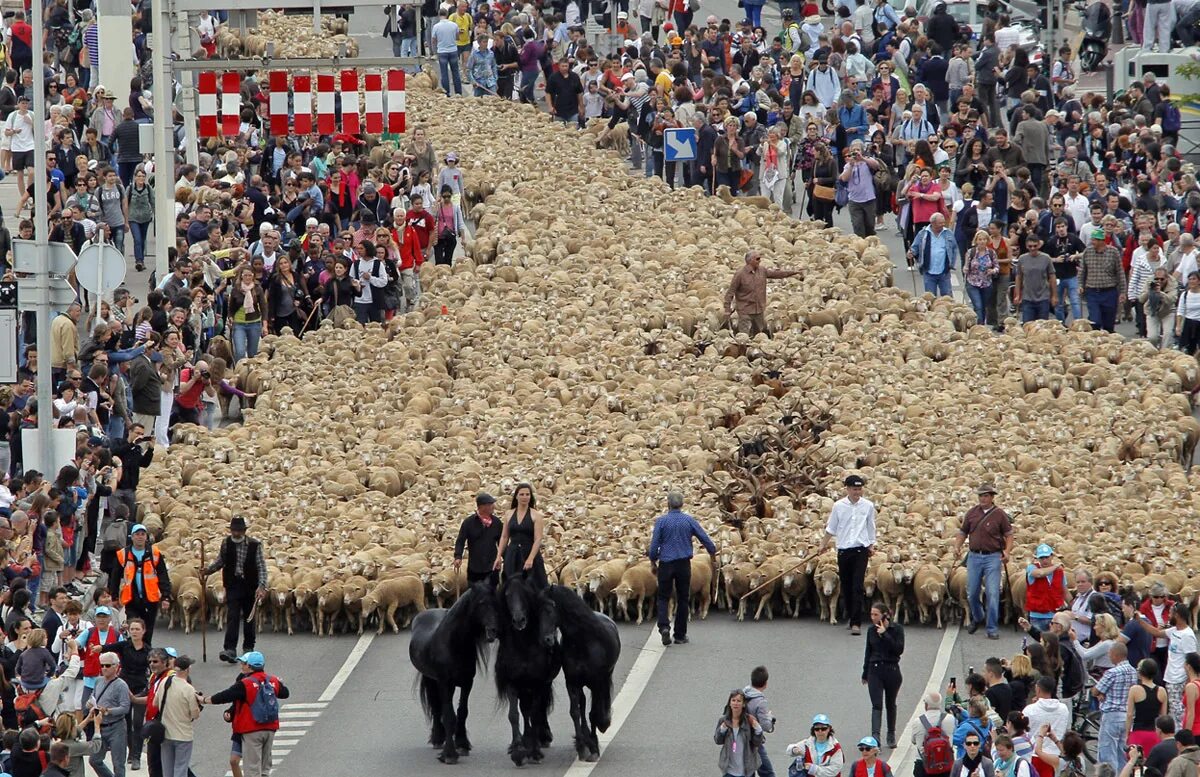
[116, 546, 163, 605]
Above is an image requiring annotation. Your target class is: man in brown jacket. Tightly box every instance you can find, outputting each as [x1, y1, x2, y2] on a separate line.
[1166, 730, 1200, 777]
[723, 251, 802, 337]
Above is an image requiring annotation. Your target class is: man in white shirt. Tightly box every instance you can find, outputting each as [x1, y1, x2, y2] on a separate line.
[5, 94, 34, 200]
[1163, 603, 1198, 726]
[351, 251, 389, 324]
[1062, 175, 1091, 233]
[1175, 234, 1199, 282]
[1025, 676, 1071, 757]
[819, 474, 876, 636]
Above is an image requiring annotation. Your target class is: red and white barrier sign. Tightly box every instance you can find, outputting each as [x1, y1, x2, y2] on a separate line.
[387, 69, 406, 133]
[340, 70, 360, 136]
[204, 69, 407, 138]
[197, 72, 218, 138]
[363, 73, 384, 135]
[221, 73, 240, 137]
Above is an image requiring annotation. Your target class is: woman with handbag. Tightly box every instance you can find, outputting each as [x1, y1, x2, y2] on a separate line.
[432, 185, 466, 266]
[809, 142, 838, 227]
[264, 255, 311, 336]
[964, 229, 999, 326]
[785, 714, 845, 777]
[759, 128, 789, 206]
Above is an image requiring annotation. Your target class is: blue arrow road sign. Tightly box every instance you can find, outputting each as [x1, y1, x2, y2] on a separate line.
[663, 127, 697, 162]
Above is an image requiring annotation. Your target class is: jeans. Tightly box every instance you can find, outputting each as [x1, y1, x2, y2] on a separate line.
[989, 272, 1012, 326]
[966, 551, 1002, 634]
[966, 284, 989, 324]
[1030, 614, 1055, 631]
[656, 559, 691, 638]
[553, 113, 579, 126]
[160, 739, 193, 777]
[757, 743, 776, 777]
[923, 270, 952, 297]
[110, 225, 126, 255]
[1086, 286, 1119, 332]
[130, 220, 150, 265]
[519, 69, 538, 103]
[1148, 313, 1174, 349]
[1098, 712, 1127, 774]
[231, 321, 262, 363]
[744, 2, 763, 25]
[437, 52, 463, 96]
[1056, 276, 1081, 322]
[353, 302, 382, 324]
[1020, 298, 1051, 322]
[91, 720, 128, 777]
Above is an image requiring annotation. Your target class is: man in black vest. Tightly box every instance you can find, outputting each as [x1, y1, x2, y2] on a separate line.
[203, 516, 267, 664]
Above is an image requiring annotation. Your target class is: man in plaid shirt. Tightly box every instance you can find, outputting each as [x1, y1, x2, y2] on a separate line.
[1095, 642, 1138, 772]
[203, 515, 268, 664]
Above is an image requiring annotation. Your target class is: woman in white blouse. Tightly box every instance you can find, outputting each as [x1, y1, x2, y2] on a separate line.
[1175, 271, 1200, 354]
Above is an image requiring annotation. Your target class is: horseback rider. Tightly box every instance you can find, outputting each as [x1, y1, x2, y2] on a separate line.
[454, 493, 502, 587]
[494, 483, 548, 588]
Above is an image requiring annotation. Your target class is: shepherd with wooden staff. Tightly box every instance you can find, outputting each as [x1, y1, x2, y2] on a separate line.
[818, 474, 877, 637]
[202, 515, 268, 664]
[951, 483, 1013, 641]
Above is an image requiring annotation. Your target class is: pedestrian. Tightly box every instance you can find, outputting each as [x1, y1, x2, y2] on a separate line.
[87, 652, 131, 777]
[984, 660, 1014, 722]
[723, 250, 802, 337]
[1178, 273, 1200, 355]
[715, 689, 764, 777]
[1080, 228, 1126, 333]
[42, 741, 73, 777]
[1022, 677, 1070, 777]
[1141, 584, 1175, 680]
[1129, 659, 1169, 754]
[648, 491, 717, 647]
[203, 515, 267, 664]
[952, 725, 994, 777]
[863, 602, 904, 748]
[453, 492, 502, 587]
[850, 736, 893, 777]
[1094, 642, 1137, 773]
[1024, 544, 1066, 633]
[1166, 730, 1200, 777]
[1144, 716, 1178, 773]
[142, 647, 172, 777]
[786, 714, 845, 777]
[154, 654, 200, 777]
[77, 606, 119, 712]
[494, 483, 548, 588]
[1183, 655, 1200, 734]
[908, 213, 960, 297]
[203, 651, 291, 777]
[108, 523, 171, 646]
[992, 734, 1035, 777]
[950, 482, 1008, 642]
[1013, 234, 1057, 322]
[819, 474, 876, 636]
[743, 666, 776, 777]
[1164, 605, 1198, 727]
[907, 692, 955, 777]
[840, 140, 883, 238]
[1031, 730, 1086, 777]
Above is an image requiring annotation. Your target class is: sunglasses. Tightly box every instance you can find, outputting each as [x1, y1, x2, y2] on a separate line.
[965, 742, 981, 747]
[1098, 581, 1113, 586]
[813, 726, 830, 731]
[1153, 595, 1166, 600]
[858, 746, 873, 751]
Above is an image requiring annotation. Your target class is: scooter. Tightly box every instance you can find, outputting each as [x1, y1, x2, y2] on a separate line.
[1076, 0, 1112, 72]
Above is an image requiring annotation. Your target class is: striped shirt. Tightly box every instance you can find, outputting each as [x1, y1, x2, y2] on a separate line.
[1095, 661, 1137, 714]
[648, 510, 716, 564]
[84, 23, 99, 68]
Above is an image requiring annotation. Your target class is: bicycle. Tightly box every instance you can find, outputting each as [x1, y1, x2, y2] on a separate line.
[1070, 677, 1101, 764]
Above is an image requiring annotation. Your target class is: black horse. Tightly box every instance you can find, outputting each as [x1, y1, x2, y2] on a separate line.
[495, 572, 563, 766]
[539, 585, 621, 762]
[410, 581, 500, 765]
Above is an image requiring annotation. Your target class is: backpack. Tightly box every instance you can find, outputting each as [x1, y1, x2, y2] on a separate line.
[920, 713, 953, 775]
[102, 518, 128, 553]
[1162, 103, 1182, 133]
[14, 690, 49, 734]
[963, 719, 993, 753]
[249, 676, 280, 724]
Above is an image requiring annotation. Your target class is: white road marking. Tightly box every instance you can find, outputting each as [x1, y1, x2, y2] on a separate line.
[279, 710, 322, 718]
[318, 632, 375, 702]
[561, 626, 667, 777]
[888, 625, 961, 776]
[281, 702, 329, 710]
[278, 720, 316, 728]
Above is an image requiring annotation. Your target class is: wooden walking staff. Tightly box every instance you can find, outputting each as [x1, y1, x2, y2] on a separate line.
[198, 540, 208, 663]
[739, 547, 827, 602]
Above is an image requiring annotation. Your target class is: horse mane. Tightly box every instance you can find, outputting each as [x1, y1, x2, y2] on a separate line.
[546, 585, 609, 642]
[449, 584, 494, 671]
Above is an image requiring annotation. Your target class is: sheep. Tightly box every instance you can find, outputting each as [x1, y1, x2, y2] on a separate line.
[721, 561, 757, 622]
[360, 576, 427, 634]
[173, 578, 204, 634]
[612, 564, 657, 624]
[585, 560, 628, 617]
[913, 564, 948, 629]
[689, 555, 714, 619]
[315, 581, 345, 637]
[746, 560, 782, 621]
[814, 561, 841, 624]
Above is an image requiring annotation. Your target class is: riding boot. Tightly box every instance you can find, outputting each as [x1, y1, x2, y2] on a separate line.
[871, 708, 882, 742]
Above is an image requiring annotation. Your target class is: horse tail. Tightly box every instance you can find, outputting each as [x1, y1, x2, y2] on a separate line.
[592, 674, 614, 732]
[417, 675, 438, 722]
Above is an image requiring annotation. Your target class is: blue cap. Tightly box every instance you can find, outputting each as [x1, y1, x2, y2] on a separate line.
[95, 606, 112, 616]
[131, 523, 148, 534]
[812, 714, 832, 726]
[858, 737, 879, 749]
[238, 651, 265, 668]
[164, 647, 178, 658]
[1035, 543, 1054, 558]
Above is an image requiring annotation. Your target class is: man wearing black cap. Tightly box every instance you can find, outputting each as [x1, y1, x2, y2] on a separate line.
[203, 515, 268, 663]
[453, 493, 502, 587]
[819, 474, 877, 635]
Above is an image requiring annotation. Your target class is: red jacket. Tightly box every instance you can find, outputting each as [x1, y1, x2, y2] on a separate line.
[398, 224, 423, 271]
[231, 672, 283, 735]
[82, 627, 118, 678]
[1025, 566, 1066, 615]
[406, 208, 434, 250]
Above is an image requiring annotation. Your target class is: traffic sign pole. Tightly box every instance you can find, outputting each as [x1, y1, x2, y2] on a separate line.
[31, 0, 55, 476]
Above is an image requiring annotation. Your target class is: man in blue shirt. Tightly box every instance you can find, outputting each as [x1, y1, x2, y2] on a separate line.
[648, 492, 716, 646]
[908, 213, 960, 297]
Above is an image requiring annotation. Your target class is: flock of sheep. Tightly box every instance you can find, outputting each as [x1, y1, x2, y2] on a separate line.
[133, 58, 1200, 638]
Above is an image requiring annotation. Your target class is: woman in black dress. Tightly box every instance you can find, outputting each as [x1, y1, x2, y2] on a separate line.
[493, 482, 547, 588]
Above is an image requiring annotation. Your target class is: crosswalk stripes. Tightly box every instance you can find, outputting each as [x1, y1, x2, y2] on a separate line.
[222, 702, 329, 777]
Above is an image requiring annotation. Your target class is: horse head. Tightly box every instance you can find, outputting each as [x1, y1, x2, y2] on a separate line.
[538, 592, 560, 648]
[502, 572, 537, 632]
[468, 580, 500, 642]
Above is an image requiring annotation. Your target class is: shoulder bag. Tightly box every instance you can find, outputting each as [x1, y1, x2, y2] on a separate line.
[141, 675, 173, 745]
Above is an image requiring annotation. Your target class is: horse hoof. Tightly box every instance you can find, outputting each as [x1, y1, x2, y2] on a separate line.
[539, 733, 553, 748]
[511, 749, 527, 767]
[454, 738, 471, 753]
[530, 750, 545, 764]
[585, 751, 600, 762]
[437, 753, 459, 765]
